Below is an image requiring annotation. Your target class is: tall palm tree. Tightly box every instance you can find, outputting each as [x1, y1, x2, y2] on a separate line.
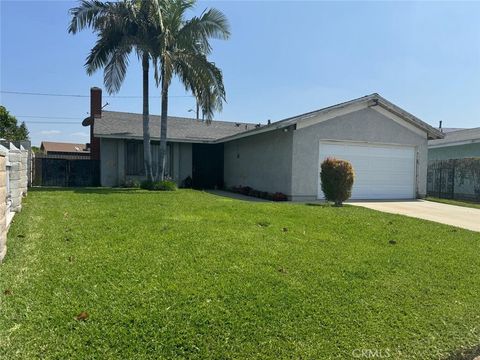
[69, 0, 162, 182]
[153, 0, 230, 180]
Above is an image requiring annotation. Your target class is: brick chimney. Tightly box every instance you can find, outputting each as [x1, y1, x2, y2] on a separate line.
[89, 87, 102, 160]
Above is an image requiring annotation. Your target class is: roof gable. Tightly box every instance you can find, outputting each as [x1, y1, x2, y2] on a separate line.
[218, 94, 443, 142]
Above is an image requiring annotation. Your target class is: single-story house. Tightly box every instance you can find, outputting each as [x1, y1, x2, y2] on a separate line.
[39, 141, 90, 159]
[428, 128, 480, 161]
[83, 87, 442, 200]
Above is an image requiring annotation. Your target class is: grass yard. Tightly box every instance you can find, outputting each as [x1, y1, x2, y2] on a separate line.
[1, 189, 480, 359]
[426, 197, 480, 210]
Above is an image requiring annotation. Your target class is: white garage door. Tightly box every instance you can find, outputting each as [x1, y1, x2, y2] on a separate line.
[318, 142, 416, 200]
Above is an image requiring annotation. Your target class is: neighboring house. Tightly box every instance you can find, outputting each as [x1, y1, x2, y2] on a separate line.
[438, 127, 466, 133]
[39, 141, 90, 159]
[428, 128, 480, 161]
[83, 87, 442, 200]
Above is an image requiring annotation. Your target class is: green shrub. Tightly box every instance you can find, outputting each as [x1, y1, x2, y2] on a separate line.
[141, 179, 177, 191]
[320, 157, 355, 206]
[140, 180, 155, 190]
[122, 179, 140, 188]
[152, 180, 177, 191]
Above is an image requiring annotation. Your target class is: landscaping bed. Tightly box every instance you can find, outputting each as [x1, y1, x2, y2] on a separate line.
[230, 185, 288, 201]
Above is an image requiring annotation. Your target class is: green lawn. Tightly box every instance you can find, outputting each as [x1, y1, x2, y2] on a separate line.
[1, 189, 480, 359]
[426, 197, 480, 210]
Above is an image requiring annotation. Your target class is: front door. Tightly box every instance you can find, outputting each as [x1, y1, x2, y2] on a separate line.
[192, 143, 224, 189]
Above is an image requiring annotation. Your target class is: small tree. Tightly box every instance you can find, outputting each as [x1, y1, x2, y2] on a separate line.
[320, 157, 355, 206]
[0, 106, 29, 141]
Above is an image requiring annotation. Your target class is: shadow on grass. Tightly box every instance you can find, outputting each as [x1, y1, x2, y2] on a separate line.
[444, 344, 480, 360]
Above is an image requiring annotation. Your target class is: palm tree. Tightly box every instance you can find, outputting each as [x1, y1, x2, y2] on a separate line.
[153, 0, 230, 180]
[68, 0, 162, 182]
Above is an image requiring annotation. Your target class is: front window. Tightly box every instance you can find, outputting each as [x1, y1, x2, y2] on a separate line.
[125, 141, 172, 177]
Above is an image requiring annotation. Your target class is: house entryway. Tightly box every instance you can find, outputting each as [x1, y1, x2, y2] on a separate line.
[192, 143, 224, 189]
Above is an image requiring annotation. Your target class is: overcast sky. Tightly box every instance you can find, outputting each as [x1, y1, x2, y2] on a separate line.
[1, 0, 479, 147]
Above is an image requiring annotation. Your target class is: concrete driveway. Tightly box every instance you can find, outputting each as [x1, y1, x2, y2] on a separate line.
[350, 200, 480, 232]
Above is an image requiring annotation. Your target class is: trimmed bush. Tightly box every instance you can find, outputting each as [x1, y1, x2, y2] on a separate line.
[320, 157, 355, 206]
[153, 180, 177, 191]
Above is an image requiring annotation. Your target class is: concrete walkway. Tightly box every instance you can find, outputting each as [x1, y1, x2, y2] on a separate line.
[350, 200, 480, 232]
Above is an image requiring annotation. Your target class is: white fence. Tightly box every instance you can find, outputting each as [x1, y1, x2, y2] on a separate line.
[0, 143, 29, 263]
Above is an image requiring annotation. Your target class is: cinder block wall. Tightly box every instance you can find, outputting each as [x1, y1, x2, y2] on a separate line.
[0, 152, 7, 262]
[0, 144, 30, 263]
[20, 146, 28, 197]
[8, 144, 23, 212]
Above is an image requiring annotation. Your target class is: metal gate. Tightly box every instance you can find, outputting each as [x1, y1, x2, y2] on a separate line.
[427, 158, 480, 201]
[33, 157, 100, 187]
[427, 161, 455, 199]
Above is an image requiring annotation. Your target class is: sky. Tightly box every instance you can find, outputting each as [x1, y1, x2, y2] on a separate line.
[1, 0, 479, 147]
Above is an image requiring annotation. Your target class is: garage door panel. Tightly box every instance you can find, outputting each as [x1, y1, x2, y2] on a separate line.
[353, 171, 413, 182]
[318, 142, 415, 200]
[351, 185, 414, 198]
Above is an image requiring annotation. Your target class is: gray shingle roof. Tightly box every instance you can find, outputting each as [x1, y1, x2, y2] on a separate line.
[94, 111, 257, 142]
[429, 127, 480, 146]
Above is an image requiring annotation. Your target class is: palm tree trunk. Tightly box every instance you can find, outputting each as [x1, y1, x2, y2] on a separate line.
[142, 54, 153, 182]
[158, 73, 169, 181]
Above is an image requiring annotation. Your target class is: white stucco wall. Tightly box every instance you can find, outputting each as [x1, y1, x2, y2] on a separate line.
[290, 107, 428, 201]
[223, 128, 293, 195]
